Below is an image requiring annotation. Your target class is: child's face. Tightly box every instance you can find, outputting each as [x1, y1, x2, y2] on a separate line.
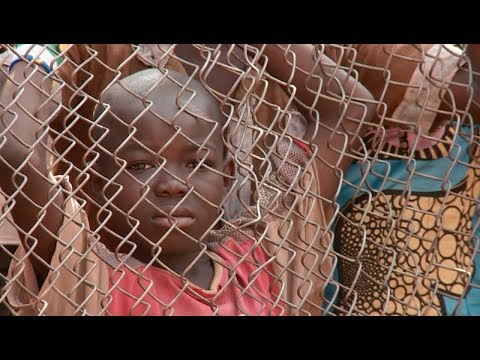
[94, 105, 232, 262]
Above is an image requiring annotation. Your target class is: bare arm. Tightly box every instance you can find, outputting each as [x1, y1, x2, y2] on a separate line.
[174, 44, 247, 97]
[430, 44, 480, 128]
[466, 44, 480, 118]
[0, 61, 64, 284]
[250, 44, 375, 202]
[447, 44, 480, 123]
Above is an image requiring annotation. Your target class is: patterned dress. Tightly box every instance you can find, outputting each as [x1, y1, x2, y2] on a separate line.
[330, 123, 480, 315]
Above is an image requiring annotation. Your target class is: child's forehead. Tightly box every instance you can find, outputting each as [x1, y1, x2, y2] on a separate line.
[120, 106, 218, 133]
[112, 86, 222, 124]
[106, 109, 224, 152]
[118, 78, 222, 121]
[100, 82, 226, 152]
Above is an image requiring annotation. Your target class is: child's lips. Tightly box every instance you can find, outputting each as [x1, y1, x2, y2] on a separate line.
[151, 215, 195, 228]
[151, 207, 195, 228]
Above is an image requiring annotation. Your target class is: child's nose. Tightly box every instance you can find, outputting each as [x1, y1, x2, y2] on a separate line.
[153, 171, 189, 197]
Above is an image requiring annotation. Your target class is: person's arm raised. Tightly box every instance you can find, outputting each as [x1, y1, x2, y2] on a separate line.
[249, 44, 375, 202]
[449, 44, 480, 124]
[0, 61, 65, 285]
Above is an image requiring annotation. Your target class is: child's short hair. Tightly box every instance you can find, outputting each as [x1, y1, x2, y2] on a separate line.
[92, 68, 227, 129]
[89, 68, 230, 170]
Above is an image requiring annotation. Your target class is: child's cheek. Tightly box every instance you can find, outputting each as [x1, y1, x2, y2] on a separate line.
[192, 174, 227, 205]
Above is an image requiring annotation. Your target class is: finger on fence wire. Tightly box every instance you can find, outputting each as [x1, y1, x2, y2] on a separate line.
[0, 44, 478, 316]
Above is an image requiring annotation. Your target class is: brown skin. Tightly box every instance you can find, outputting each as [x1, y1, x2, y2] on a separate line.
[1, 45, 374, 288]
[1, 67, 233, 290]
[5, 44, 480, 308]
[50, 45, 155, 190]
[437, 44, 480, 128]
[249, 44, 376, 205]
[2, 44, 375, 206]
[323, 44, 432, 126]
[324, 44, 480, 131]
[8, 44, 479, 201]
[51, 44, 236, 200]
[91, 87, 233, 289]
[173, 44, 376, 205]
[174, 44, 246, 97]
[0, 62, 64, 284]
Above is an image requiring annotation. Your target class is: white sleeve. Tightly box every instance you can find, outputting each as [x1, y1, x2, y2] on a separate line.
[7, 44, 61, 73]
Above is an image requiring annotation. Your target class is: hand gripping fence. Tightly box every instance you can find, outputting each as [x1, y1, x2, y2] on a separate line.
[0, 44, 478, 316]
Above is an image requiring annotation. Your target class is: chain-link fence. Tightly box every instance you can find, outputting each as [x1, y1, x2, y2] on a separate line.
[0, 44, 478, 316]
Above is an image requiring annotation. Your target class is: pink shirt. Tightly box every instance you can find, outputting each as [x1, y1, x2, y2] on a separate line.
[101, 238, 286, 316]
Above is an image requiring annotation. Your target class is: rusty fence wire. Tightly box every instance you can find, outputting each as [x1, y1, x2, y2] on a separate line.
[0, 44, 478, 316]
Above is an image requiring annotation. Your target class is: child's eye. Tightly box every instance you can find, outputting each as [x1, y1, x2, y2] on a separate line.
[128, 163, 154, 171]
[187, 161, 213, 170]
[187, 161, 201, 169]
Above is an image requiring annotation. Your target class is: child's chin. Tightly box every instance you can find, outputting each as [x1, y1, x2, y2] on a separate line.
[151, 215, 195, 229]
[153, 234, 204, 254]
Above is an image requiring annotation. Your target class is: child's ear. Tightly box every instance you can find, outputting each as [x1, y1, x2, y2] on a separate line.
[222, 156, 235, 190]
[88, 169, 105, 205]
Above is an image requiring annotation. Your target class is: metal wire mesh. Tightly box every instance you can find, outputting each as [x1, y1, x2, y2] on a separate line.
[0, 44, 478, 316]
